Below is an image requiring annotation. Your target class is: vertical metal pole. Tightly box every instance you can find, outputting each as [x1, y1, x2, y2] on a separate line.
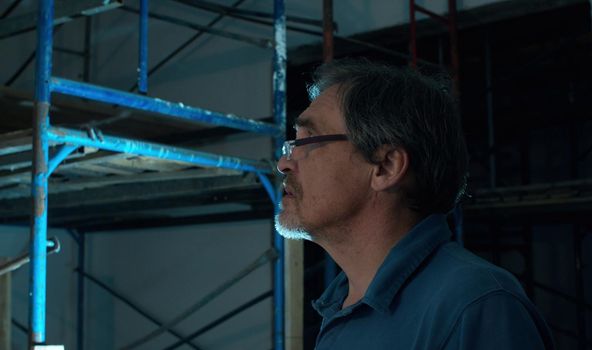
[485, 32, 496, 188]
[77, 232, 86, 350]
[409, 0, 417, 68]
[573, 226, 586, 350]
[522, 225, 534, 298]
[448, 0, 459, 93]
[30, 0, 53, 347]
[273, 0, 286, 349]
[453, 205, 464, 246]
[437, 35, 444, 65]
[0, 258, 12, 349]
[322, 0, 338, 290]
[138, 0, 149, 94]
[322, 0, 333, 63]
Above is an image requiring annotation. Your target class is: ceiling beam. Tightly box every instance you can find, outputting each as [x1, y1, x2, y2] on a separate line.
[0, 0, 122, 40]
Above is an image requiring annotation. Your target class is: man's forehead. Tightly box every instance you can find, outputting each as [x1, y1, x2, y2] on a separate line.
[295, 85, 343, 133]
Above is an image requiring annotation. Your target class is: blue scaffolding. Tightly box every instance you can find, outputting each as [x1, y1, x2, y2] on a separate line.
[28, 0, 286, 348]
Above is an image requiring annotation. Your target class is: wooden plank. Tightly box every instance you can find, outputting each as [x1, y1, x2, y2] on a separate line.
[285, 240, 303, 350]
[106, 156, 192, 172]
[0, 174, 260, 215]
[0, 129, 32, 156]
[0, 146, 96, 172]
[0, 258, 10, 350]
[46, 188, 267, 226]
[0, 149, 231, 188]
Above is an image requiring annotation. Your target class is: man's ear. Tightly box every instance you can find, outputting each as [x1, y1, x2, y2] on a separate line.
[370, 146, 410, 192]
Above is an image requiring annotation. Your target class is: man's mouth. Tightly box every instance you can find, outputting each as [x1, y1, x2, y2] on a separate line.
[282, 182, 296, 197]
[283, 188, 294, 197]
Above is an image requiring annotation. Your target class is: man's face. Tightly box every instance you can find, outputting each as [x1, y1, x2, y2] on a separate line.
[275, 85, 373, 241]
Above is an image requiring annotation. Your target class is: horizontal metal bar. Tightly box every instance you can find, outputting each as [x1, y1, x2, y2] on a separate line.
[0, 0, 122, 40]
[175, 0, 329, 28]
[46, 126, 272, 174]
[50, 77, 281, 137]
[0, 237, 60, 276]
[120, 6, 272, 49]
[48, 144, 78, 176]
[414, 4, 449, 25]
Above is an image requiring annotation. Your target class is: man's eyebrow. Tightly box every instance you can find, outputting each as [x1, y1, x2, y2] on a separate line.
[294, 117, 319, 133]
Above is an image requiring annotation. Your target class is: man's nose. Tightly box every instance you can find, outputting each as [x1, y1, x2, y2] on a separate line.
[276, 155, 293, 175]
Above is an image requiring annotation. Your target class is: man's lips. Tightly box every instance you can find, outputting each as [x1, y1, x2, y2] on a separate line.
[282, 182, 296, 197]
[283, 188, 294, 197]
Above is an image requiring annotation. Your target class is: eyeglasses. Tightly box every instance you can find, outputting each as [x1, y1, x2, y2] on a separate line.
[282, 134, 348, 160]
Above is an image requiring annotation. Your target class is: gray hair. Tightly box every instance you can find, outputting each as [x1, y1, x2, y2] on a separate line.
[308, 58, 468, 214]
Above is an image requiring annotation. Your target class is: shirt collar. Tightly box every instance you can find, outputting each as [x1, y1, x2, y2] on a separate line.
[313, 214, 452, 317]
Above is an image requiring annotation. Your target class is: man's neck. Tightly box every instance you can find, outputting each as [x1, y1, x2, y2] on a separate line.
[316, 207, 421, 309]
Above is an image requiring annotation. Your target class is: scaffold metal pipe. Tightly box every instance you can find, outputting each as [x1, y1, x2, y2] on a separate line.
[257, 173, 276, 203]
[138, 0, 148, 94]
[49, 77, 281, 137]
[448, 0, 460, 93]
[47, 126, 273, 174]
[409, 0, 417, 68]
[30, 0, 53, 346]
[48, 144, 78, 176]
[273, 0, 286, 348]
[0, 237, 60, 277]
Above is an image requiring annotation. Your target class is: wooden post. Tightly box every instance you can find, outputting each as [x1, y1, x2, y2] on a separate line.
[0, 258, 11, 350]
[284, 240, 303, 350]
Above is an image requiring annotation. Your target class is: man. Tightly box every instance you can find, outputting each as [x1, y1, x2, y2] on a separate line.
[275, 58, 554, 349]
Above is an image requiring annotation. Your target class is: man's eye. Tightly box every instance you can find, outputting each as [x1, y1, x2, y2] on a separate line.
[295, 131, 309, 139]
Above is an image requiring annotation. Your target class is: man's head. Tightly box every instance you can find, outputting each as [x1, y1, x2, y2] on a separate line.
[275, 58, 468, 240]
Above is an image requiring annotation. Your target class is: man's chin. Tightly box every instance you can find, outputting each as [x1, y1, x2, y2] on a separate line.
[274, 214, 312, 241]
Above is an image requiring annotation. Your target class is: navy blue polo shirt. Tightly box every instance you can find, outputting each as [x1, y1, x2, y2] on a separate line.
[312, 214, 554, 350]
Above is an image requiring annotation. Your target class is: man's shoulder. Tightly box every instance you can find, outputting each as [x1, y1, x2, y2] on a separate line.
[421, 242, 527, 306]
[389, 242, 552, 350]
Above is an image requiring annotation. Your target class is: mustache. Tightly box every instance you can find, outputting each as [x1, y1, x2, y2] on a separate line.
[283, 176, 302, 196]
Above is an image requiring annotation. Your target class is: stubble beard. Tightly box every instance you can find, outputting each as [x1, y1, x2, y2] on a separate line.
[274, 178, 313, 241]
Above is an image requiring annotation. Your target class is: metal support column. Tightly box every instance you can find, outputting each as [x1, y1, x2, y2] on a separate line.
[448, 0, 459, 90]
[322, 0, 338, 289]
[76, 231, 85, 350]
[273, 0, 286, 348]
[408, 0, 459, 92]
[138, 0, 148, 94]
[574, 226, 586, 350]
[485, 32, 496, 188]
[29, 0, 53, 346]
[409, 0, 417, 68]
